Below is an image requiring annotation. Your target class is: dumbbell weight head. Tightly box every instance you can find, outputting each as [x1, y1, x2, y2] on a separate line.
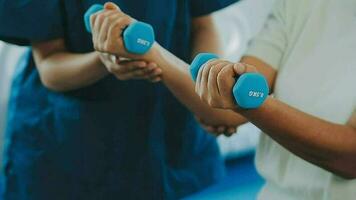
[123, 22, 155, 55]
[84, 4, 104, 33]
[190, 53, 269, 109]
[233, 73, 269, 109]
[84, 4, 155, 55]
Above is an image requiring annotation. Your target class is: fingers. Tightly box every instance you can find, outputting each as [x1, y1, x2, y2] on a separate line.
[114, 60, 146, 73]
[196, 59, 232, 108]
[233, 63, 258, 76]
[98, 11, 118, 47]
[107, 60, 162, 81]
[198, 59, 218, 98]
[196, 59, 216, 95]
[216, 65, 238, 108]
[146, 62, 162, 82]
[195, 116, 236, 137]
[118, 69, 147, 80]
[90, 10, 118, 50]
[202, 124, 237, 137]
[90, 7, 133, 55]
[196, 59, 222, 99]
[104, 2, 121, 11]
[103, 14, 132, 54]
[207, 62, 230, 104]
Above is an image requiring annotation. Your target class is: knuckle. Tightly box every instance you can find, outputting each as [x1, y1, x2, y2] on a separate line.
[97, 14, 105, 23]
[90, 14, 96, 24]
[107, 15, 117, 23]
[209, 66, 220, 77]
[217, 72, 226, 83]
[122, 15, 132, 23]
[205, 62, 214, 70]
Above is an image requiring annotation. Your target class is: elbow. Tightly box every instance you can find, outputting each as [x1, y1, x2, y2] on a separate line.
[338, 166, 356, 180]
[335, 171, 356, 180]
[39, 72, 70, 93]
[327, 157, 356, 180]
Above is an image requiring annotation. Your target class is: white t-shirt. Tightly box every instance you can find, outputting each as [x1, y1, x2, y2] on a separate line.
[245, 0, 356, 199]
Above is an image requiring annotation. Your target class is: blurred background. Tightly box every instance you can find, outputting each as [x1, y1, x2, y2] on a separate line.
[0, 0, 274, 199]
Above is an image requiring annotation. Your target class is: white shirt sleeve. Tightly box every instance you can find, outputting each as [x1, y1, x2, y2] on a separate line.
[244, 0, 288, 70]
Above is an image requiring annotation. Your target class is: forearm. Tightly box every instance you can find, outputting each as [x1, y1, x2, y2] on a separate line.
[191, 26, 221, 58]
[35, 51, 109, 92]
[240, 97, 356, 178]
[151, 44, 246, 126]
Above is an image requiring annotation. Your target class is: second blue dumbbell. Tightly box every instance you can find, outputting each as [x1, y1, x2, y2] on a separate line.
[84, 4, 155, 55]
[190, 53, 269, 109]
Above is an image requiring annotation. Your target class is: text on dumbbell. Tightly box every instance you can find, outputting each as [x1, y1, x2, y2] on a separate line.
[248, 91, 264, 98]
[137, 38, 151, 47]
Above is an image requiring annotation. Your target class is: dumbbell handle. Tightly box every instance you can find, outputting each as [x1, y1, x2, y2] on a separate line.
[84, 4, 155, 55]
[190, 53, 269, 109]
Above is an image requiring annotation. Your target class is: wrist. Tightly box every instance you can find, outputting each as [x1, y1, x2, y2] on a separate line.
[92, 51, 110, 76]
[144, 43, 162, 62]
[235, 96, 274, 114]
[144, 42, 170, 71]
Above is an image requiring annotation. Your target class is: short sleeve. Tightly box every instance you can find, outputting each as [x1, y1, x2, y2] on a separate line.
[245, 0, 288, 70]
[0, 0, 64, 46]
[190, 0, 239, 17]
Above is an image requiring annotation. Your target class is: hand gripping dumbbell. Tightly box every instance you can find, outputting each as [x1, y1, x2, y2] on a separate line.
[190, 53, 269, 109]
[84, 4, 155, 55]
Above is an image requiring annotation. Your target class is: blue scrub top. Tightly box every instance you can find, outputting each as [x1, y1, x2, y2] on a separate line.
[0, 0, 237, 199]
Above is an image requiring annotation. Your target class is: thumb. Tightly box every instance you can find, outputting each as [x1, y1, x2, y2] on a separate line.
[104, 2, 121, 11]
[233, 63, 257, 75]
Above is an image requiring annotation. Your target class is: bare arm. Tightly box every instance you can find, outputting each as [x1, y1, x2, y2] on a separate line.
[242, 99, 356, 179]
[150, 44, 245, 126]
[155, 22, 277, 127]
[32, 38, 161, 92]
[195, 56, 356, 179]
[191, 15, 221, 58]
[32, 39, 109, 92]
[240, 58, 356, 178]
[89, 3, 260, 127]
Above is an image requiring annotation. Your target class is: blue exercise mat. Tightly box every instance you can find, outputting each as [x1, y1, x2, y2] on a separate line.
[185, 154, 265, 200]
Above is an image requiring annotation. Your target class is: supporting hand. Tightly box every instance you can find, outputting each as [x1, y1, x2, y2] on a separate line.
[99, 53, 162, 82]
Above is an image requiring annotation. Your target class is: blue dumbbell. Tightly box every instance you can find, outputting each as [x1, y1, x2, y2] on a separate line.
[190, 53, 269, 109]
[84, 4, 155, 55]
